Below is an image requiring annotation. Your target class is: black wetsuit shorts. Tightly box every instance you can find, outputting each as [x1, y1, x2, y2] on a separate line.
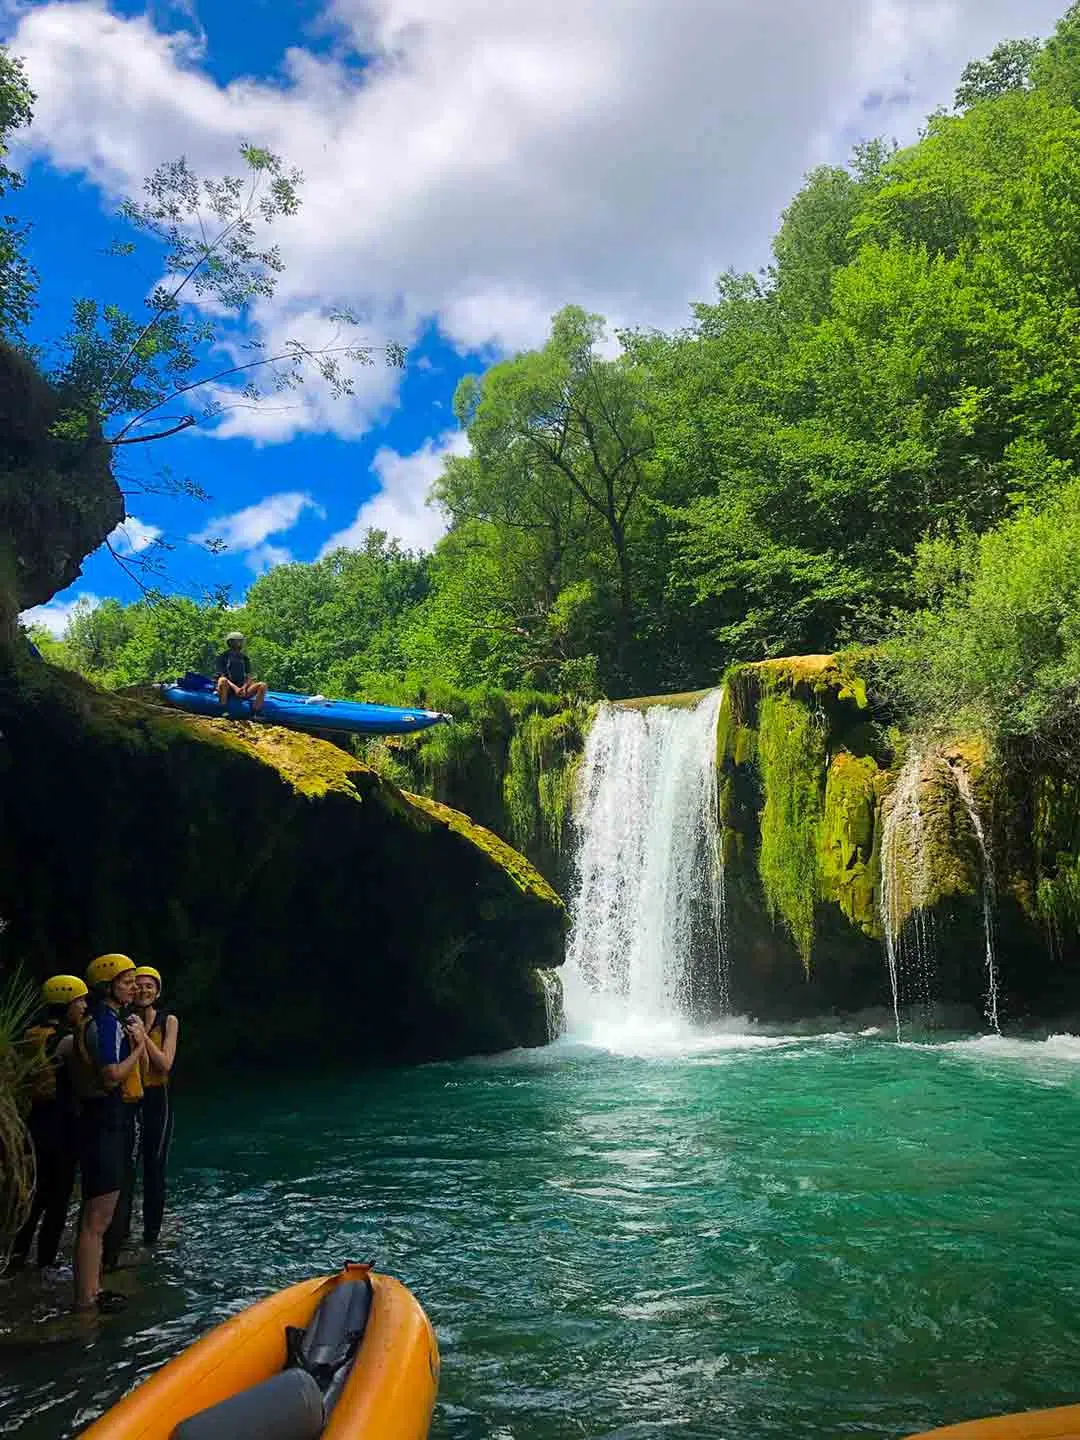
[78, 1095, 126, 1199]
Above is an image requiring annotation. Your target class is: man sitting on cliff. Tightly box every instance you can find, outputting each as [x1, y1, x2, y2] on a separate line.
[215, 632, 268, 715]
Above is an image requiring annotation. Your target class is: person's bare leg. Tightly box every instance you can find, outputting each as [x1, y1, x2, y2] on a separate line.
[215, 676, 230, 706]
[74, 1193, 119, 1310]
[250, 681, 268, 714]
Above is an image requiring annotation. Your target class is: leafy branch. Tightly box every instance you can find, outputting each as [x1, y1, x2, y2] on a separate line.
[52, 145, 405, 450]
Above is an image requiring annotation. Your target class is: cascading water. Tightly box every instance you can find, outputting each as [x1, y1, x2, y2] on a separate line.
[951, 765, 1001, 1034]
[560, 690, 727, 1039]
[538, 968, 565, 1041]
[879, 751, 937, 1039]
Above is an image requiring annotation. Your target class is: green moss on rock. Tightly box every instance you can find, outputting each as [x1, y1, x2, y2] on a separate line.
[756, 691, 828, 969]
[354, 689, 589, 885]
[820, 752, 885, 937]
[502, 709, 586, 876]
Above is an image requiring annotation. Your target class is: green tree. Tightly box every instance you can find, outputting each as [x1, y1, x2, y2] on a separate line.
[443, 306, 653, 685]
[243, 532, 429, 693]
[955, 39, 1041, 109]
[0, 47, 36, 336]
[771, 142, 893, 325]
[884, 477, 1080, 742]
[1034, 3, 1080, 105]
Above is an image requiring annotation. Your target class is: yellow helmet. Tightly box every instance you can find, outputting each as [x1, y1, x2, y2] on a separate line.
[133, 965, 162, 989]
[86, 953, 136, 987]
[42, 975, 89, 1007]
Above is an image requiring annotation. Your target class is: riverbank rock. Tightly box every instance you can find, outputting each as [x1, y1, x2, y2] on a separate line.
[0, 657, 566, 1069]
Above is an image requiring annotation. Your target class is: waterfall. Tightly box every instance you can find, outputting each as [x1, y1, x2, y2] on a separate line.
[880, 751, 1001, 1038]
[879, 751, 937, 1039]
[560, 690, 727, 1038]
[951, 766, 1001, 1034]
[537, 968, 564, 1041]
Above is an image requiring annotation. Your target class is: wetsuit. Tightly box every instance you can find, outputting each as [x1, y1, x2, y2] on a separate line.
[10, 1017, 78, 1268]
[139, 1008, 175, 1245]
[71, 1004, 133, 1202]
[215, 649, 251, 687]
[102, 1010, 144, 1269]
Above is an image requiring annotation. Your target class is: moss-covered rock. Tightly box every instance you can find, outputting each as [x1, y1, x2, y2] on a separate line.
[715, 654, 1066, 1021]
[0, 657, 566, 1070]
[0, 344, 122, 634]
[356, 689, 590, 886]
[820, 752, 886, 938]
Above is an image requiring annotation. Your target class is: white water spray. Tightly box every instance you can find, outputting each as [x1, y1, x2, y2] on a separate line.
[951, 766, 1001, 1034]
[561, 691, 727, 1039]
[880, 751, 937, 1039]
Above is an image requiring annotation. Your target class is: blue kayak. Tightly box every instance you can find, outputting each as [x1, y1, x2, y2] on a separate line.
[159, 673, 451, 737]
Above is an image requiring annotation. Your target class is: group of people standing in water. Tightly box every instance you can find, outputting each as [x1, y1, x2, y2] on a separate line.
[6, 953, 179, 1314]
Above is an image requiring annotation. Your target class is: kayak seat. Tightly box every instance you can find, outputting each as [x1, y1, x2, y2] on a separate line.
[286, 1276, 373, 1409]
[170, 1367, 324, 1440]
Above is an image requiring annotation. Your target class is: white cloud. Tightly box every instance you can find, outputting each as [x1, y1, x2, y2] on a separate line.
[190, 491, 324, 553]
[320, 429, 468, 555]
[20, 592, 100, 638]
[7, 0, 1067, 444]
[109, 515, 162, 554]
[246, 543, 294, 574]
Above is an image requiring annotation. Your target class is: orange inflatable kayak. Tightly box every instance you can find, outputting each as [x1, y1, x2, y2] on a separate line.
[80, 1264, 439, 1440]
[909, 1404, 1080, 1438]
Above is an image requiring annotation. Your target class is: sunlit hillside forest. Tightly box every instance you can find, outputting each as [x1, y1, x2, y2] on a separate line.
[28, 5, 1080, 763]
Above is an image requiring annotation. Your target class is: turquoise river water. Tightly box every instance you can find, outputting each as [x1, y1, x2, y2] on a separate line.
[2, 1023, 1080, 1438]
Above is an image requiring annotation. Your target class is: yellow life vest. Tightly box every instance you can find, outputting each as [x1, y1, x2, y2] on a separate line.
[140, 1009, 172, 1090]
[121, 1049, 144, 1104]
[20, 1022, 61, 1104]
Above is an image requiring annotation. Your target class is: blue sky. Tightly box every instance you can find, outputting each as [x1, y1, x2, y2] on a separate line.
[10, 0, 1067, 633]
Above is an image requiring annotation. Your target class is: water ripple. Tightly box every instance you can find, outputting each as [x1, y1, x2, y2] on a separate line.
[3, 1034, 1080, 1437]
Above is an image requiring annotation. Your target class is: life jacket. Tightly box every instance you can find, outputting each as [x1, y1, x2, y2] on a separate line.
[71, 1005, 143, 1103]
[20, 1020, 63, 1104]
[70, 1014, 109, 1101]
[140, 1007, 174, 1090]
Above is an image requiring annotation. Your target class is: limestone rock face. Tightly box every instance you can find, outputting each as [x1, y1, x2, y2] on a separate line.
[0, 659, 567, 1069]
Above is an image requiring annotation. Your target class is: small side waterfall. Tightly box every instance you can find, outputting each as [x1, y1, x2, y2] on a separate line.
[880, 751, 938, 1039]
[880, 750, 1002, 1038]
[561, 691, 727, 1037]
[951, 766, 1001, 1034]
[538, 968, 565, 1041]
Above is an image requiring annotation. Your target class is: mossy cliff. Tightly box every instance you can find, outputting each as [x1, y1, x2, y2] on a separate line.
[0, 657, 566, 1069]
[713, 656, 1080, 1021]
[354, 688, 590, 886]
[717, 659, 996, 1017]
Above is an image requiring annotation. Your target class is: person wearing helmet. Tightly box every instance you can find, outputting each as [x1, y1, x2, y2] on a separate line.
[214, 632, 268, 715]
[69, 954, 147, 1314]
[5, 976, 88, 1274]
[132, 966, 178, 1246]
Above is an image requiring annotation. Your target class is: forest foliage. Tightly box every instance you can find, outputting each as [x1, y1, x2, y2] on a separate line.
[13, 6, 1080, 758]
